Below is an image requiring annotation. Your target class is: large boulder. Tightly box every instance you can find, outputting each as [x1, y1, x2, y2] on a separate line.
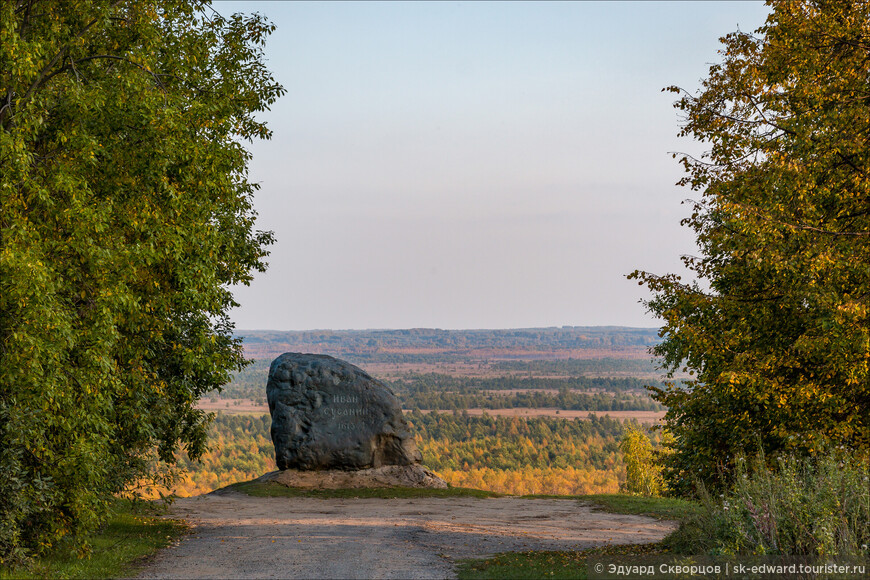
[266, 353, 422, 470]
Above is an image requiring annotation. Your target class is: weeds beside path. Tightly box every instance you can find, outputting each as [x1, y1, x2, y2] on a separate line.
[0, 500, 187, 580]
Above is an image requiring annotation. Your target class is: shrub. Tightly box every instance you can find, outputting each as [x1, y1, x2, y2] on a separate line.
[668, 449, 870, 556]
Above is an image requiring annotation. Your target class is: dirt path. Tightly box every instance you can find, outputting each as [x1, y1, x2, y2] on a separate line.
[137, 490, 675, 579]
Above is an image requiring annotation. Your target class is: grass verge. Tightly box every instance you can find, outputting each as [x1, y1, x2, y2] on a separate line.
[0, 500, 187, 580]
[576, 493, 702, 521]
[517, 493, 701, 520]
[457, 542, 667, 580]
[222, 479, 502, 499]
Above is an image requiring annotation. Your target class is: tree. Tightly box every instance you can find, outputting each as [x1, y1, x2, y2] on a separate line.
[619, 426, 666, 497]
[0, 0, 282, 561]
[630, 0, 870, 495]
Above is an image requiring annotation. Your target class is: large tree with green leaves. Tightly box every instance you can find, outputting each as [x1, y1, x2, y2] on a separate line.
[631, 0, 870, 495]
[0, 0, 282, 561]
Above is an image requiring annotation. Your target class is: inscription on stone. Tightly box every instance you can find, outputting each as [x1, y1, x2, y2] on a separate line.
[267, 353, 422, 471]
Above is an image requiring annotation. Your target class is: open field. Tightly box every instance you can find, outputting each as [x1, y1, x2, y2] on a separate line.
[196, 399, 664, 423]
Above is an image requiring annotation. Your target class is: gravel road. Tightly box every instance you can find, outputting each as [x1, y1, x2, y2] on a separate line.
[137, 490, 675, 579]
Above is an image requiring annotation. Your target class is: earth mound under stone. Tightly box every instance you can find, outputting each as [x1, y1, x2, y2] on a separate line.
[256, 465, 448, 489]
[267, 353, 422, 470]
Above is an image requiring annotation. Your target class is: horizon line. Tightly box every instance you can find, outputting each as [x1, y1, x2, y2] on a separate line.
[233, 325, 661, 333]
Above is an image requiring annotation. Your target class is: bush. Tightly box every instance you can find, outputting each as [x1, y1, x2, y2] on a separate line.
[668, 449, 870, 556]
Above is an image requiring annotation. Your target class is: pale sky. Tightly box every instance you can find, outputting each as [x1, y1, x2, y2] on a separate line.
[215, 1, 771, 331]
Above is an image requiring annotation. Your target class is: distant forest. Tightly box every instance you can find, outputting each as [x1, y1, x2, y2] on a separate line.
[391, 375, 664, 411]
[238, 327, 661, 364]
[490, 358, 659, 376]
[239, 326, 660, 351]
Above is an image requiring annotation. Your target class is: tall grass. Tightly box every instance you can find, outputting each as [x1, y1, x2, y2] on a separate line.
[668, 449, 870, 556]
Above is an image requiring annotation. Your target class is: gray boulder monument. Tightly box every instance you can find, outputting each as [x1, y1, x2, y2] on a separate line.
[266, 352, 423, 471]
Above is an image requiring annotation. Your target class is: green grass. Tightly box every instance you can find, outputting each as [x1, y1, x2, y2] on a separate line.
[222, 479, 502, 499]
[0, 500, 187, 580]
[457, 542, 667, 580]
[517, 493, 701, 520]
[576, 493, 702, 521]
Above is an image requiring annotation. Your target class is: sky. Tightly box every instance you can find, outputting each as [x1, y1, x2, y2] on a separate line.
[214, 1, 771, 331]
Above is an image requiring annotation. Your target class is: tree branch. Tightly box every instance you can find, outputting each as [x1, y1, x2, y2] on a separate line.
[17, 0, 126, 114]
[744, 93, 796, 136]
[70, 55, 169, 93]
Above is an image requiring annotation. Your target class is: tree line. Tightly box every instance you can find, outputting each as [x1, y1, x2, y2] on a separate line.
[491, 358, 660, 376]
[391, 374, 662, 393]
[398, 389, 662, 412]
[240, 326, 660, 353]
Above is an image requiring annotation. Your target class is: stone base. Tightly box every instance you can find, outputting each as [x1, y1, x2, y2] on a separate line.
[256, 464, 448, 490]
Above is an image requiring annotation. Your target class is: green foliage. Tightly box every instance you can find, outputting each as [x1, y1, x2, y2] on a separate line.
[630, 0, 870, 493]
[457, 550, 590, 580]
[0, 0, 282, 562]
[0, 499, 186, 579]
[619, 427, 667, 497]
[668, 450, 870, 556]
